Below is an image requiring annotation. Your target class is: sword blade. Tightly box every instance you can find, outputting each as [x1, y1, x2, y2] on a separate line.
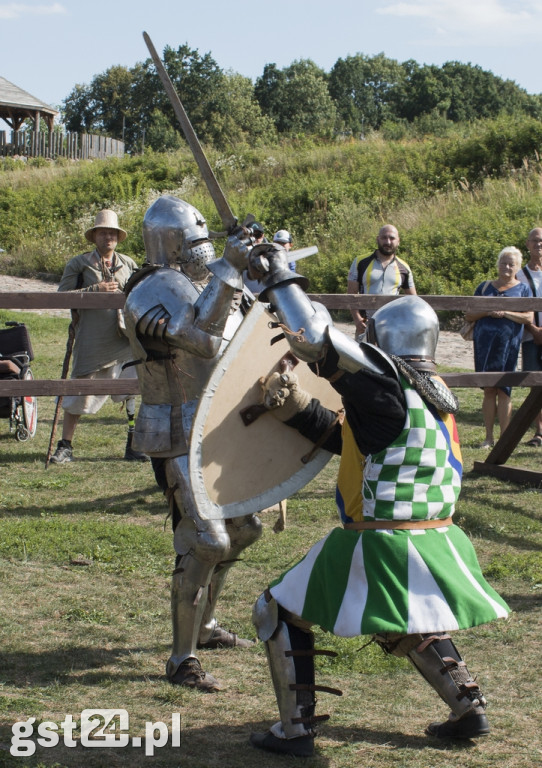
[288, 246, 318, 262]
[143, 31, 237, 231]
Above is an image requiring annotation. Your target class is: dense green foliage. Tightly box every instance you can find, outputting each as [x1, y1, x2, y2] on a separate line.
[2, 116, 542, 295]
[62, 44, 276, 153]
[59, 45, 542, 153]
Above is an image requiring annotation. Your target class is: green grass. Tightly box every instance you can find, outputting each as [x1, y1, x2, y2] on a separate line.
[0, 310, 540, 767]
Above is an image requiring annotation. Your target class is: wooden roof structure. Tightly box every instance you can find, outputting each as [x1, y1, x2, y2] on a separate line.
[0, 76, 58, 132]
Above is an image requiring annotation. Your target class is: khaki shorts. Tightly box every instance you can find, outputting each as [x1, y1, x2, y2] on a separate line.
[62, 363, 137, 415]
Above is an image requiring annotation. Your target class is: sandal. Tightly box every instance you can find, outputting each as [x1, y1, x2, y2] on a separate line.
[479, 440, 494, 450]
[525, 433, 542, 447]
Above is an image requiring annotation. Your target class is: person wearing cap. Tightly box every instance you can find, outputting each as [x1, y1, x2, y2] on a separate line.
[273, 229, 296, 272]
[49, 209, 148, 464]
[243, 222, 267, 295]
[249, 222, 266, 245]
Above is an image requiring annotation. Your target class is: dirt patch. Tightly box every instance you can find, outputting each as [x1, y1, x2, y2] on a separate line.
[0, 275, 474, 369]
[0, 274, 69, 318]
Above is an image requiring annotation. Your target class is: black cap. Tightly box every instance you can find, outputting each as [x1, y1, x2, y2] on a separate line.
[250, 222, 264, 236]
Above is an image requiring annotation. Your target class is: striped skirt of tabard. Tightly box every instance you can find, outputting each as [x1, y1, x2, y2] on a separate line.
[269, 524, 509, 637]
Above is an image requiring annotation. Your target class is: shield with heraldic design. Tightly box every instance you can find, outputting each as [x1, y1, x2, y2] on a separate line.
[189, 301, 342, 520]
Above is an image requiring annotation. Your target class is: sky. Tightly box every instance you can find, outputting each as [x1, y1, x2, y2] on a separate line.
[1, 0, 541, 128]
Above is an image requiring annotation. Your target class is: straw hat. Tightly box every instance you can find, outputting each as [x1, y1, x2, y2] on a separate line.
[84, 209, 127, 243]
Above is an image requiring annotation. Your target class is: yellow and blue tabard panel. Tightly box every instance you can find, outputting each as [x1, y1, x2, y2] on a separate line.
[335, 418, 365, 524]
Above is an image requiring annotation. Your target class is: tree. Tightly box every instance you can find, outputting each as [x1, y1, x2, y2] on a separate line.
[201, 71, 276, 148]
[328, 53, 405, 133]
[255, 59, 336, 136]
[90, 65, 135, 139]
[144, 108, 184, 152]
[254, 63, 286, 127]
[396, 63, 451, 122]
[62, 83, 95, 134]
[61, 44, 275, 152]
[62, 66, 135, 144]
[396, 61, 542, 124]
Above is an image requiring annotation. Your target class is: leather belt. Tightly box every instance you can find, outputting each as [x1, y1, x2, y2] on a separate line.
[344, 517, 453, 531]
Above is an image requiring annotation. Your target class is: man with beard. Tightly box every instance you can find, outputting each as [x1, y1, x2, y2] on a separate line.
[347, 224, 416, 341]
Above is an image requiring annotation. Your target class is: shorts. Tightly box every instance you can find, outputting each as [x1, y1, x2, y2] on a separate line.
[521, 340, 542, 372]
[62, 362, 137, 415]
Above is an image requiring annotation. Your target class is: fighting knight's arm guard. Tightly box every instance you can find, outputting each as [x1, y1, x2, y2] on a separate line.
[130, 235, 251, 359]
[188, 234, 251, 347]
[249, 244, 392, 377]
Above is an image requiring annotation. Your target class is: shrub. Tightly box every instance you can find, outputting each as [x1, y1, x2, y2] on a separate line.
[3, 117, 542, 289]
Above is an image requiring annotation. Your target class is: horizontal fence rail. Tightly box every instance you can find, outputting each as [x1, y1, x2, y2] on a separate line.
[3, 372, 542, 397]
[1, 292, 542, 312]
[0, 379, 139, 396]
[309, 294, 542, 312]
[1, 289, 541, 485]
[0, 292, 541, 396]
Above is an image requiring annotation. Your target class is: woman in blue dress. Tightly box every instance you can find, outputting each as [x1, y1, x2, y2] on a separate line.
[465, 247, 533, 448]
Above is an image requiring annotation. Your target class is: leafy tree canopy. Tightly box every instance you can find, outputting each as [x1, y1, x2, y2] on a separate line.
[62, 44, 274, 152]
[255, 59, 337, 136]
[60, 43, 542, 150]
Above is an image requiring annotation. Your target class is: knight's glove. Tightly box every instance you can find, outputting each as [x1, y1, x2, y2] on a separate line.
[207, 235, 250, 287]
[259, 370, 311, 422]
[248, 242, 289, 282]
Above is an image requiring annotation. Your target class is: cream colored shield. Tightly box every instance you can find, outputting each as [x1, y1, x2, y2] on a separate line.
[189, 301, 341, 519]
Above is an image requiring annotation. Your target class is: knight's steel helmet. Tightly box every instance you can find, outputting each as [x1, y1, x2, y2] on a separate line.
[367, 296, 439, 371]
[143, 194, 215, 280]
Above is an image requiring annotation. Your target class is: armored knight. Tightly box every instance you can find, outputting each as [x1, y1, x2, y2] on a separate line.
[246, 244, 510, 757]
[124, 195, 262, 691]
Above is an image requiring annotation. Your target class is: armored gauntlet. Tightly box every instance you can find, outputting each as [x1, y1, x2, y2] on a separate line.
[260, 370, 311, 422]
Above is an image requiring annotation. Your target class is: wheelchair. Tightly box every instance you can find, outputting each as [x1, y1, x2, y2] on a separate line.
[0, 321, 38, 441]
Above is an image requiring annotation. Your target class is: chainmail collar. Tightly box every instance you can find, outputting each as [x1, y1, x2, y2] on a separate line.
[391, 355, 459, 414]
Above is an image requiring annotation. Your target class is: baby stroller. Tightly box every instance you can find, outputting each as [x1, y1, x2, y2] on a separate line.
[0, 321, 38, 441]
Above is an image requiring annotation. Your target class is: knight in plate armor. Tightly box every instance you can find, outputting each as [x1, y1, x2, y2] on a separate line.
[124, 195, 262, 691]
[246, 244, 510, 757]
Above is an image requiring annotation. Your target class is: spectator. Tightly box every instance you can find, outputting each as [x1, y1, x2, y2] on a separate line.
[249, 221, 266, 244]
[517, 228, 542, 446]
[49, 209, 148, 464]
[273, 229, 295, 272]
[243, 222, 266, 295]
[465, 247, 533, 449]
[347, 224, 416, 340]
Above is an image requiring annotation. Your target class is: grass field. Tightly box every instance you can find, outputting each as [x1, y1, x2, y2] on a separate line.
[0, 310, 540, 768]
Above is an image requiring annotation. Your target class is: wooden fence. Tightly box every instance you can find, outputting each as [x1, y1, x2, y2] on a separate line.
[0, 130, 124, 160]
[0, 291, 541, 486]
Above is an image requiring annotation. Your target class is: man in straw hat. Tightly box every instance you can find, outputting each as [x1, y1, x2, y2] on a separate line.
[49, 209, 148, 464]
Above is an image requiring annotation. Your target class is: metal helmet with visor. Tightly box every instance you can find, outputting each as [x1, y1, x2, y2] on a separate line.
[143, 195, 215, 281]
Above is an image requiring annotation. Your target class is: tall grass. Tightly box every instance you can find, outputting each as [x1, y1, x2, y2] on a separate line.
[3, 117, 542, 295]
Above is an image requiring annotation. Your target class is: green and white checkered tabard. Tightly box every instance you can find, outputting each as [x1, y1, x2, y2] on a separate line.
[363, 381, 461, 521]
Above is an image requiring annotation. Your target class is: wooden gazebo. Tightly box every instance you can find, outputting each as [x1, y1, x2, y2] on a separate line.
[0, 76, 58, 132]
